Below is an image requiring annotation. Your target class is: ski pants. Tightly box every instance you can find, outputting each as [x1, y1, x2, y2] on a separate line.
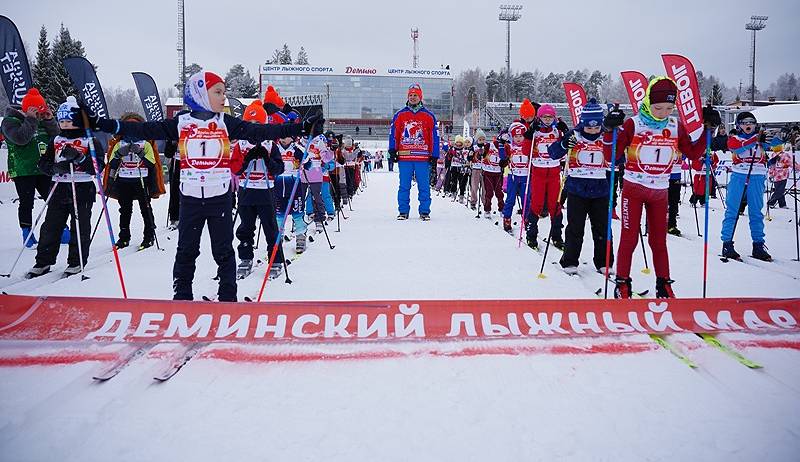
[398, 160, 431, 215]
[167, 158, 180, 223]
[721, 172, 766, 244]
[446, 167, 466, 197]
[236, 189, 283, 264]
[767, 179, 787, 208]
[274, 175, 308, 236]
[345, 166, 356, 197]
[174, 191, 236, 302]
[114, 179, 155, 242]
[561, 192, 613, 270]
[616, 181, 669, 279]
[35, 184, 93, 268]
[13, 174, 51, 229]
[667, 177, 681, 229]
[469, 167, 483, 207]
[503, 174, 530, 219]
[304, 181, 326, 223]
[434, 164, 447, 191]
[306, 181, 335, 218]
[526, 166, 563, 241]
[482, 171, 504, 213]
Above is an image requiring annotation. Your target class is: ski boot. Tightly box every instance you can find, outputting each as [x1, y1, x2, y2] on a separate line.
[62, 265, 82, 278]
[139, 237, 154, 250]
[167, 220, 179, 231]
[268, 264, 283, 280]
[313, 221, 324, 234]
[526, 235, 539, 251]
[667, 226, 682, 237]
[397, 213, 409, 220]
[115, 238, 130, 249]
[752, 242, 773, 262]
[470, 203, 477, 211]
[296, 233, 307, 254]
[614, 277, 633, 299]
[21, 227, 37, 248]
[561, 265, 579, 276]
[25, 265, 51, 279]
[237, 259, 253, 280]
[655, 277, 675, 298]
[420, 213, 430, 221]
[597, 267, 615, 277]
[503, 218, 513, 234]
[722, 241, 741, 261]
[549, 236, 565, 251]
[459, 195, 465, 204]
[484, 211, 492, 220]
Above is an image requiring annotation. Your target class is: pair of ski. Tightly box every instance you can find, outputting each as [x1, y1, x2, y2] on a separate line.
[92, 342, 208, 382]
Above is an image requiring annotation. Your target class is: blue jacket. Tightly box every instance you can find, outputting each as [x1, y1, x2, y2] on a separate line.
[548, 129, 609, 199]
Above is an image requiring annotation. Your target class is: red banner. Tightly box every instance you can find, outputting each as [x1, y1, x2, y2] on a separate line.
[1, 295, 798, 343]
[661, 54, 704, 141]
[620, 70, 648, 115]
[563, 82, 587, 126]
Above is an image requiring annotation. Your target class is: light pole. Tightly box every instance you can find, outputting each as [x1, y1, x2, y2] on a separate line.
[498, 4, 522, 101]
[745, 15, 768, 105]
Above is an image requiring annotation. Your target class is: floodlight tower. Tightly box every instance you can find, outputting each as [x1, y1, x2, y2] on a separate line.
[745, 15, 768, 105]
[177, 0, 186, 92]
[411, 28, 420, 68]
[498, 4, 522, 101]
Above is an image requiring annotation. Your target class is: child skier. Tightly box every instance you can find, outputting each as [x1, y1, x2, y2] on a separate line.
[689, 150, 719, 206]
[603, 77, 718, 298]
[501, 122, 530, 233]
[468, 131, 485, 210]
[481, 134, 505, 217]
[526, 104, 566, 250]
[104, 112, 165, 250]
[548, 98, 612, 274]
[274, 134, 308, 254]
[230, 100, 286, 280]
[300, 134, 335, 234]
[720, 112, 782, 261]
[447, 136, 468, 202]
[78, 71, 322, 301]
[26, 96, 105, 278]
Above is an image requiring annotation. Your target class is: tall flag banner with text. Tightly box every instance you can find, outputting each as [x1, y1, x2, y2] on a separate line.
[662, 54, 704, 141]
[620, 70, 648, 115]
[64, 56, 109, 119]
[563, 82, 587, 126]
[131, 72, 164, 121]
[0, 16, 32, 105]
[228, 97, 244, 118]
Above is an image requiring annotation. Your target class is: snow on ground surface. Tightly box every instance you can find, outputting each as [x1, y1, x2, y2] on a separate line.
[1, 168, 799, 461]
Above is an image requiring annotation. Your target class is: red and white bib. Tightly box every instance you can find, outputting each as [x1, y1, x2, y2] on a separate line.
[567, 133, 607, 179]
[532, 128, 561, 168]
[116, 141, 149, 179]
[508, 143, 530, 177]
[481, 143, 502, 173]
[53, 136, 93, 183]
[177, 113, 232, 198]
[237, 140, 273, 190]
[624, 116, 681, 189]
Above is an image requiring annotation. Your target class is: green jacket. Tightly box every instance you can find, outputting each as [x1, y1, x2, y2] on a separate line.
[1, 106, 60, 178]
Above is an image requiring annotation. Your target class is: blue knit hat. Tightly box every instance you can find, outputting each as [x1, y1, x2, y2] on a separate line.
[580, 98, 604, 127]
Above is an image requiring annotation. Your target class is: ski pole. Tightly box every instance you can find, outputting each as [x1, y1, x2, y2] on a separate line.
[702, 128, 712, 298]
[688, 165, 701, 236]
[1, 181, 58, 277]
[255, 218, 262, 249]
[639, 226, 650, 274]
[68, 163, 88, 280]
[793, 153, 799, 261]
[518, 141, 534, 248]
[81, 110, 127, 298]
[727, 148, 758, 242]
[301, 164, 334, 250]
[90, 165, 120, 246]
[603, 118, 619, 300]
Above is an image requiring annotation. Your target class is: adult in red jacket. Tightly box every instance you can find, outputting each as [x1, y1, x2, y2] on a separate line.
[388, 83, 440, 220]
[602, 77, 719, 298]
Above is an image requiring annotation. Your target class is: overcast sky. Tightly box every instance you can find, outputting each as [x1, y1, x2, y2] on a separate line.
[5, 0, 799, 93]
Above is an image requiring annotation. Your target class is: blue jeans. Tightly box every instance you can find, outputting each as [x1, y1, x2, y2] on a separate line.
[398, 161, 431, 215]
[721, 172, 765, 243]
[503, 174, 530, 219]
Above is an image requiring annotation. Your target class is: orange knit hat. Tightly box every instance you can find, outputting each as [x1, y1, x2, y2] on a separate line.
[243, 100, 267, 123]
[263, 85, 285, 108]
[519, 98, 536, 119]
[21, 88, 48, 112]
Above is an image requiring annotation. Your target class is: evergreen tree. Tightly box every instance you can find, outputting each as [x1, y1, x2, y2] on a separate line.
[50, 24, 87, 104]
[175, 63, 202, 91]
[279, 44, 293, 64]
[296, 47, 309, 65]
[32, 25, 57, 107]
[708, 84, 724, 105]
[485, 70, 501, 102]
[225, 64, 258, 98]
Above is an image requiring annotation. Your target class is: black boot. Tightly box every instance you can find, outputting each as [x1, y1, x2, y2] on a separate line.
[722, 241, 741, 260]
[655, 277, 675, 298]
[752, 242, 773, 262]
[614, 277, 632, 299]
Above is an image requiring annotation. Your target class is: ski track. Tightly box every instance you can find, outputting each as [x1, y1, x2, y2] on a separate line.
[1, 170, 799, 461]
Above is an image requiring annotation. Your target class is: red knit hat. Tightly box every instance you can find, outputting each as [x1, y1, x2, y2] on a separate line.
[21, 88, 48, 112]
[263, 85, 285, 108]
[648, 78, 678, 105]
[519, 98, 536, 119]
[243, 100, 267, 124]
[408, 83, 423, 100]
[204, 72, 224, 91]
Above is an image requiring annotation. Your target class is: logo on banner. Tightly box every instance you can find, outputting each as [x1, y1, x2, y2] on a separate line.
[1, 51, 28, 104]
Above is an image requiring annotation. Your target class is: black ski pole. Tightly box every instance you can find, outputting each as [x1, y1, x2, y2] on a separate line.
[90, 166, 120, 246]
[688, 166, 702, 236]
[793, 153, 799, 261]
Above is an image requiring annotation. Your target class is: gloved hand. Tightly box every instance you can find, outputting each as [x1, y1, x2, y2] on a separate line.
[60, 144, 83, 163]
[702, 105, 721, 128]
[429, 156, 437, 168]
[603, 107, 626, 131]
[130, 143, 146, 160]
[114, 143, 130, 159]
[556, 118, 570, 134]
[303, 159, 313, 170]
[53, 160, 72, 175]
[388, 149, 398, 163]
[759, 132, 768, 144]
[302, 110, 325, 137]
[71, 106, 117, 133]
[244, 145, 262, 163]
[561, 133, 577, 150]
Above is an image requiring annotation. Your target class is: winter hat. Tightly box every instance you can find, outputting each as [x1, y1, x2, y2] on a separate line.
[263, 85, 285, 109]
[579, 98, 604, 127]
[307, 135, 331, 157]
[736, 111, 757, 125]
[454, 135, 464, 145]
[464, 136, 473, 146]
[342, 134, 354, 148]
[537, 104, 556, 118]
[509, 122, 527, 138]
[243, 100, 267, 123]
[647, 77, 677, 105]
[120, 112, 145, 123]
[56, 96, 79, 122]
[21, 88, 48, 112]
[407, 83, 423, 100]
[474, 128, 486, 140]
[184, 71, 225, 112]
[519, 98, 536, 119]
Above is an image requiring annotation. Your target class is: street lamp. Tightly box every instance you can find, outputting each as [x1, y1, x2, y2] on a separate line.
[745, 15, 768, 105]
[498, 4, 523, 101]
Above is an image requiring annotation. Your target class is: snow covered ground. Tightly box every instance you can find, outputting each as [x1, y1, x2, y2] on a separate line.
[1, 169, 799, 461]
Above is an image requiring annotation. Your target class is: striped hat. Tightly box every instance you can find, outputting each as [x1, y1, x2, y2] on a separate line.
[580, 98, 604, 127]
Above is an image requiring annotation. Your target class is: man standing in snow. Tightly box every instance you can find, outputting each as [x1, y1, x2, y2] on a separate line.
[388, 83, 440, 220]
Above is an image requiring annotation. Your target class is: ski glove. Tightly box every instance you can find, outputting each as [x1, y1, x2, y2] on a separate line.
[388, 149, 398, 163]
[562, 133, 577, 150]
[702, 106, 722, 128]
[60, 144, 84, 163]
[53, 160, 72, 175]
[302, 110, 325, 138]
[603, 108, 626, 131]
[556, 118, 570, 134]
